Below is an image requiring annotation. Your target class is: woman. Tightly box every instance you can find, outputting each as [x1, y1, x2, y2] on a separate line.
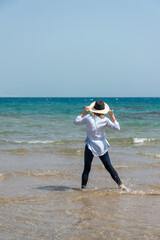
[74, 99, 126, 190]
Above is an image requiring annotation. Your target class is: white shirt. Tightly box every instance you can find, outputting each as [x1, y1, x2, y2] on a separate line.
[74, 114, 120, 156]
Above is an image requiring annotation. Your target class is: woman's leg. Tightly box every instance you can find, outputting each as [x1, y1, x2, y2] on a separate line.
[99, 151, 122, 186]
[81, 145, 94, 189]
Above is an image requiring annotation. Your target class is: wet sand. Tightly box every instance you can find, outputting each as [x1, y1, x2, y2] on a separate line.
[0, 152, 160, 239]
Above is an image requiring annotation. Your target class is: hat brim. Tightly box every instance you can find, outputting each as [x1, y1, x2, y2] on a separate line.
[89, 101, 110, 114]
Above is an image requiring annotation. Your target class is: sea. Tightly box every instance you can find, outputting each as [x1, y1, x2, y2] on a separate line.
[0, 97, 160, 240]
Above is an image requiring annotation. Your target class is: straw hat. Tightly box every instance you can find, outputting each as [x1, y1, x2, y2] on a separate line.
[89, 100, 109, 114]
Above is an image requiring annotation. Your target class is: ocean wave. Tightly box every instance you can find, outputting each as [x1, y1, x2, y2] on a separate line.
[138, 152, 160, 159]
[2, 137, 159, 146]
[0, 195, 52, 205]
[0, 130, 21, 136]
[1, 137, 159, 156]
[133, 138, 157, 144]
[95, 163, 157, 170]
[14, 140, 55, 144]
[2, 139, 83, 145]
[0, 190, 160, 206]
[15, 170, 63, 177]
[0, 139, 54, 145]
[2, 148, 30, 155]
[120, 189, 160, 196]
[68, 187, 160, 197]
[110, 137, 160, 145]
[0, 147, 83, 155]
[15, 169, 77, 178]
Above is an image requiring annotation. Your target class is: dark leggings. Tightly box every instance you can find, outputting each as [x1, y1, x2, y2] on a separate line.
[82, 145, 122, 188]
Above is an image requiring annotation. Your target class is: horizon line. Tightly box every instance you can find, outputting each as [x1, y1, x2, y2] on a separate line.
[0, 96, 160, 98]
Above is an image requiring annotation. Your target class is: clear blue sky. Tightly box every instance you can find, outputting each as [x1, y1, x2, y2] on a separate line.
[0, 0, 160, 97]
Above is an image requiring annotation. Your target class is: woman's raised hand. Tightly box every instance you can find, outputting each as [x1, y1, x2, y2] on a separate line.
[84, 106, 90, 113]
[108, 109, 116, 121]
[80, 106, 90, 117]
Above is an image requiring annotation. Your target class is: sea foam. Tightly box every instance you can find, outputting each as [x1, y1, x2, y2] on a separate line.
[133, 138, 157, 144]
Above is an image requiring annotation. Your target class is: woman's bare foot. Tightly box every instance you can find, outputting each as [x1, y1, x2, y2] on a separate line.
[119, 184, 127, 191]
[81, 185, 86, 191]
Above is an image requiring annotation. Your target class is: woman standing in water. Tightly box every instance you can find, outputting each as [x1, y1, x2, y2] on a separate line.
[74, 99, 126, 190]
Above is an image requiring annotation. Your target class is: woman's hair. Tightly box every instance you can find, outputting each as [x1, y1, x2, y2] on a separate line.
[91, 112, 105, 118]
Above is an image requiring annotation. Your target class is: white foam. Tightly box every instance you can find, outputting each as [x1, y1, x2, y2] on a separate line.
[133, 138, 156, 144]
[14, 140, 55, 144]
[0, 173, 8, 179]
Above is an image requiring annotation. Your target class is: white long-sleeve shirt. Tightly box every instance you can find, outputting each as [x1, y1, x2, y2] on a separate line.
[74, 114, 120, 156]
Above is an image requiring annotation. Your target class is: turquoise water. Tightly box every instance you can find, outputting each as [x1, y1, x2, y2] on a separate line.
[0, 97, 160, 154]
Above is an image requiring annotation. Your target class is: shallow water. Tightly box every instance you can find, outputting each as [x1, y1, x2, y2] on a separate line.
[0, 151, 160, 240]
[0, 97, 160, 239]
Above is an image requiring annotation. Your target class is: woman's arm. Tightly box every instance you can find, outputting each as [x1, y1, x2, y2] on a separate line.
[106, 109, 120, 131]
[74, 106, 90, 125]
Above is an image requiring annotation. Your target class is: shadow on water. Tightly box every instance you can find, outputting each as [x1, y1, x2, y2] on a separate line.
[36, 185, 81, 192]
[35, 186, 160, 196]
